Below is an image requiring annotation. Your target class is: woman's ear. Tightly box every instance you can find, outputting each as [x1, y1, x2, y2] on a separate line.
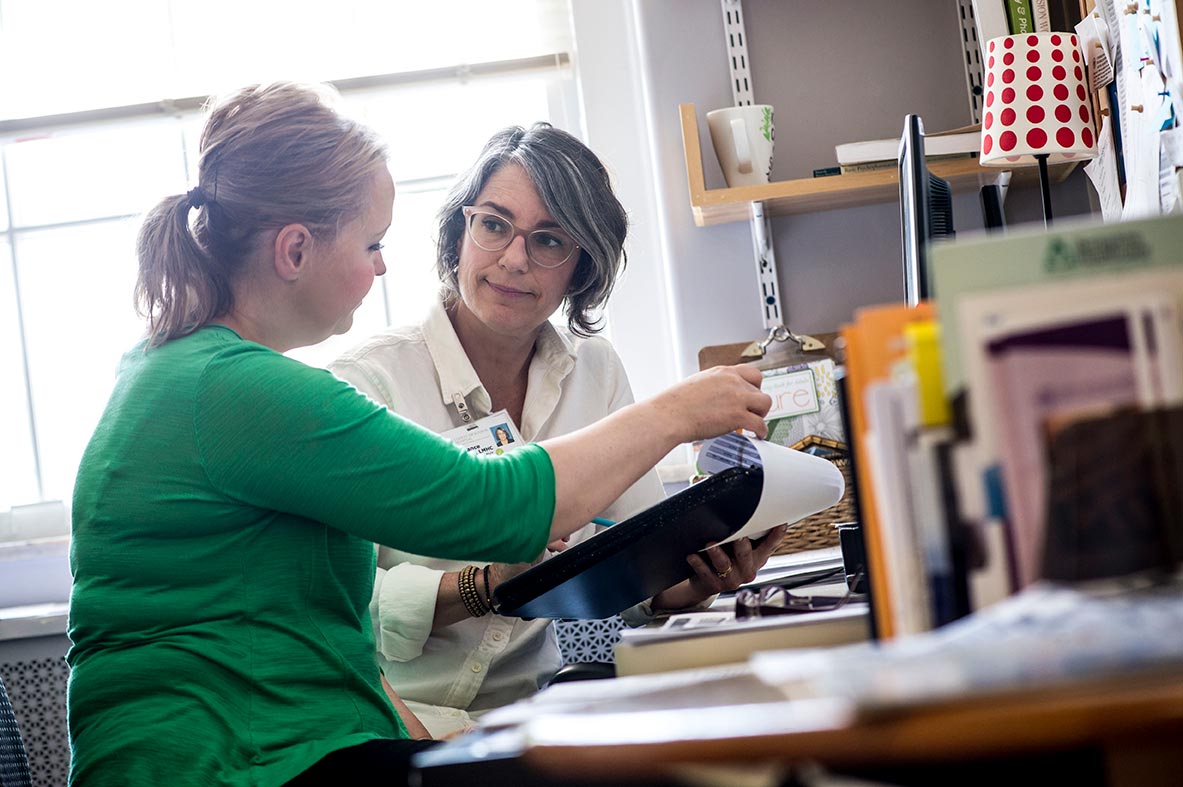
[274, 224, 314, 282]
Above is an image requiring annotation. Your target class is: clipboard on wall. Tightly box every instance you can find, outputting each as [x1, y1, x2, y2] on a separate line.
[697, 331, 841, 372]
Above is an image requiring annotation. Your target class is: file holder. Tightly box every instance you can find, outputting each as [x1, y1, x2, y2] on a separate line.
[493, 465, 764, 620]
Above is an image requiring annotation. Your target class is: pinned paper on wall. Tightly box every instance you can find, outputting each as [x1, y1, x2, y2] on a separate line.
[1162, 124, 1183, 165]
[1086, 116, 1125, 220]
[1077, 13, 1115, 90]
[1155, 0, 1183, 111]
[1122, 67, 1157, 219]
[1161, 125, 1183, 211]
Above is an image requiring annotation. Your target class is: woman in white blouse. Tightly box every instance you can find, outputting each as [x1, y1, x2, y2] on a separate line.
[331, 124, 786, 738]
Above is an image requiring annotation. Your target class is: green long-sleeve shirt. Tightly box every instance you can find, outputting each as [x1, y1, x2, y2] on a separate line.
[67, 326, 554, 786]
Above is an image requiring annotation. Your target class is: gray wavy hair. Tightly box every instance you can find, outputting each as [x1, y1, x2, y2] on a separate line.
[435, 123, 627, 336]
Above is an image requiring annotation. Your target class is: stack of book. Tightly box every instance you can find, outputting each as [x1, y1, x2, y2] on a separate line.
[813, 125, 981, 178]
[971, 0, 1083, 47]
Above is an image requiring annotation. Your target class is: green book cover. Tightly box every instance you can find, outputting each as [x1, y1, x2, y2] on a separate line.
[930, 213, 1183, 394]
[1005, 0, 1035, 34]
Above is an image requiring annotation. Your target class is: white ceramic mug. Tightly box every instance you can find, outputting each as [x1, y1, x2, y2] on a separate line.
[706, 104, 775, 188]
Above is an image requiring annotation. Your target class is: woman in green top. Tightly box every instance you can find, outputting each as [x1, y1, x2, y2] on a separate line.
[67, 82, 771, 787]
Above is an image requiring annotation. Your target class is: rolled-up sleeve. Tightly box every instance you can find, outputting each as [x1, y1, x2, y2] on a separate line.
[372, 558, 444, 661]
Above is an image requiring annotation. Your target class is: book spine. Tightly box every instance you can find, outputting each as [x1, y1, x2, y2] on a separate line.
[840, 161, 896, 174]
[1031, 0, 1050, 32]
[971, 0, 1011, 50]
[840, 153, 976, 174]
[1005, 0, 1035, 35]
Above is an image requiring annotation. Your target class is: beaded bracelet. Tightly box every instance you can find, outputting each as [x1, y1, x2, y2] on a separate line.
[458, 565, 488, 618]
[481, 564, 494, 613]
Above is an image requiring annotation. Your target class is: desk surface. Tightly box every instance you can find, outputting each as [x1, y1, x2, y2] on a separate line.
[517, 669, 1183, 777]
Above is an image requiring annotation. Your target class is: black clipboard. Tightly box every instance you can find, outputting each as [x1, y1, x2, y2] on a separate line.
[492, 465, 764, 620]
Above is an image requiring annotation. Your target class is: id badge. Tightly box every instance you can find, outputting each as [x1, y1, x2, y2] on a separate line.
[439, 409, 525, 458]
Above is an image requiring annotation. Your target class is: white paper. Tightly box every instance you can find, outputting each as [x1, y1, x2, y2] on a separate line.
[695, 432, 845, 545]
[1161, 133, 1183, 212]
[1076, 13, 1114, 90]
[752, 582, 1183, 710]
[1123, 67, 1162, 219]
[1162, 125, 1183, 166]
[1137, 5, 1161, 72]
[1085, 115, 1125, 220]
[1154, 0, 1183, 112]
[862, 379, 932, 636]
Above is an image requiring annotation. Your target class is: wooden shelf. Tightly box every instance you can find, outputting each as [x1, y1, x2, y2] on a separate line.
[679, 104, 1078, 227]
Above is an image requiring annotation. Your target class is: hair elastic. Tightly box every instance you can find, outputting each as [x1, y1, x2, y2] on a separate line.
[186, 186, 208, 209]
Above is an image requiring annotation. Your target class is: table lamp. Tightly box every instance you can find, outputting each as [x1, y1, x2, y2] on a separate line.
[980, 32, 1098, 224]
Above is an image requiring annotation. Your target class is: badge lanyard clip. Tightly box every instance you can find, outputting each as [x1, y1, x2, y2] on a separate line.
[452, 392, 472, 423]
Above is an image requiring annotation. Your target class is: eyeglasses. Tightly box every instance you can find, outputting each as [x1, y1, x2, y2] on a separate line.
[461, 206, 579, 269]
[734, 570, 863, 620]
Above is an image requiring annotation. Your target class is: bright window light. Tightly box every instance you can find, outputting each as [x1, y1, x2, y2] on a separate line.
[0, 0, 578, 508]
[0, 240, 39, 511]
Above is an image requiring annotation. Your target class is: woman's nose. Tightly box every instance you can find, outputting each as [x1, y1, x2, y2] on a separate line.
[499, 233, 530, 272]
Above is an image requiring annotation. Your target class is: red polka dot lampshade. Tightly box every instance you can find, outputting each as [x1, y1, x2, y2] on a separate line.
[980, 33, 1097, 166]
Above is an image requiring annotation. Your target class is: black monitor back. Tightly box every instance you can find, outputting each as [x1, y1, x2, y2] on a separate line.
[899, 114, 955, 306]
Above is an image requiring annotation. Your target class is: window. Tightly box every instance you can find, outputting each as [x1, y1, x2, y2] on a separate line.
[0, 0, 577, 509]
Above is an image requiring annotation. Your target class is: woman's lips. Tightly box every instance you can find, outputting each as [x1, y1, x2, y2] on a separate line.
[486, 281, 532, 297]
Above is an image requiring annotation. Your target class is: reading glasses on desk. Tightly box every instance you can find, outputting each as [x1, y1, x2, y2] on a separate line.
[734, 570, 864, 620]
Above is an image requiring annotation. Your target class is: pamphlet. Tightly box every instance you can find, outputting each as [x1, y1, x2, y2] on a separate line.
[957, 280, 1183, 587]
[762, 358, 845, 449]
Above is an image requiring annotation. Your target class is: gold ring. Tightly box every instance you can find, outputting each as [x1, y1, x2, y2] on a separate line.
[716, 564, 733, 580]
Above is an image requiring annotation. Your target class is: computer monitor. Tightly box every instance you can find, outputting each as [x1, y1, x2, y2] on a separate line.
[898, 115, 955, 306]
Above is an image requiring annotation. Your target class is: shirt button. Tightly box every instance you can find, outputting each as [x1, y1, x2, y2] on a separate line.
[491, 632, 504, 642]
[471, 664, 482, 673]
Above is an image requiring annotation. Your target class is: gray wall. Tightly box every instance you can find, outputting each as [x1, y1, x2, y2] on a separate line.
[626, 0, 1096, 379]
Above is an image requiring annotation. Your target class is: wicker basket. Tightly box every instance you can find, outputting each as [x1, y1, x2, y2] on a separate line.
[772, 441, 857, 556]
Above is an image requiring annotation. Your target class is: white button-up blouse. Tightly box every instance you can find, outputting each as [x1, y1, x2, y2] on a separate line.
[330, 299, 665, 737]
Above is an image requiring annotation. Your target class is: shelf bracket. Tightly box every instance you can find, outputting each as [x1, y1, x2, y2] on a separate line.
[749, 201, 782, 328]
[721, 0, 784, 331]
[721, 0, 755, 107]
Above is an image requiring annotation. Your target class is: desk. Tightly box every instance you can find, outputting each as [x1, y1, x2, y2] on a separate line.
[517, 670, 1183, 786]
[415, 669, 1183, 787]
[419, 577, 1183, 786]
